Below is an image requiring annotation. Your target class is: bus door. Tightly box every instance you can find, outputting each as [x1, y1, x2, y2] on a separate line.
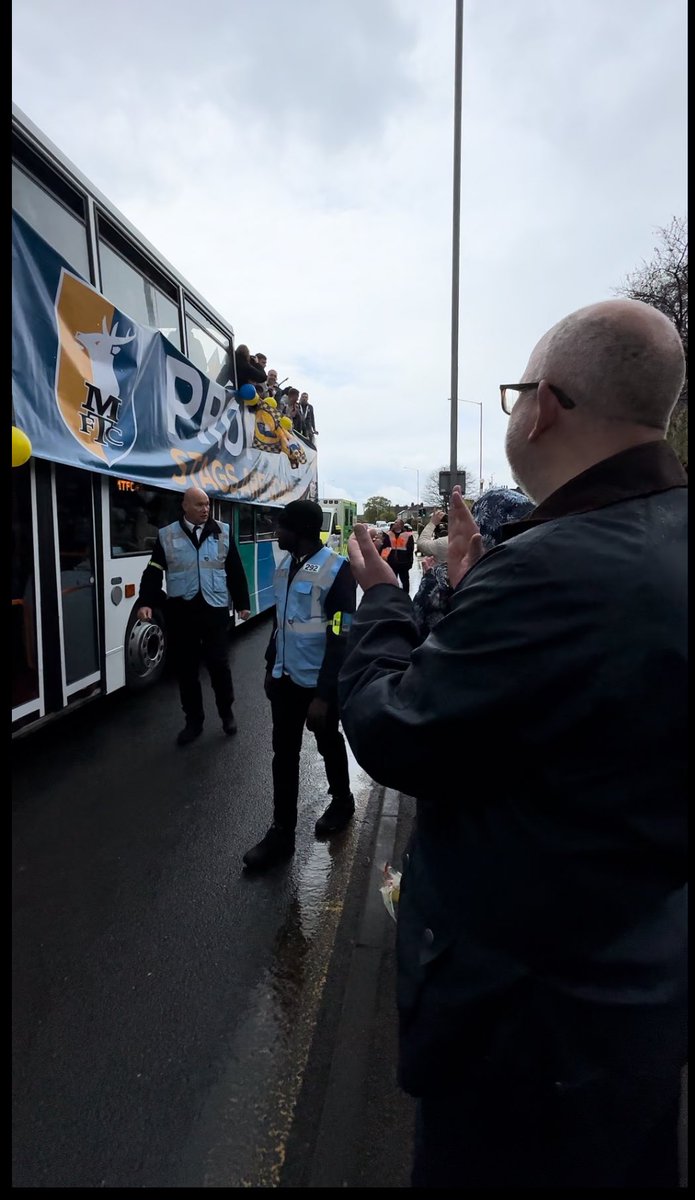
[12, 461, 102, 733]
[53, 463, 101, 701]
[12, 459, 42, 727]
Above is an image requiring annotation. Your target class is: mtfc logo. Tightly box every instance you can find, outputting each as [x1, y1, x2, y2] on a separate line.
[75, 318, 135, 447]
[54, 270, 138, 465]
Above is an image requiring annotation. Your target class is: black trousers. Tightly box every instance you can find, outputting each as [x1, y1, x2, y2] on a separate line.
[395, 563, 410, 591]
[411, 1069, 682, 1189]
[269, 674, 351, 832]
[167, 597, 233, 727]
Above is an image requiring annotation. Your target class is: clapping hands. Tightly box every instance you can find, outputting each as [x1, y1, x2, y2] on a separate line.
[447, 486, 484, 587]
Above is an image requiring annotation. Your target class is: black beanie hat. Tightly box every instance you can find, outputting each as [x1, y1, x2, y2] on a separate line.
[278, 499, 324, 535]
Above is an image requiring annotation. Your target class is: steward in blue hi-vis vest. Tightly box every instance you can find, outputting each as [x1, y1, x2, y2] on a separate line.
[159, 521, 230, 607]
[136, 497, 250, 747]
[272, 545, 345, 688]
[243, 498, 357, 871]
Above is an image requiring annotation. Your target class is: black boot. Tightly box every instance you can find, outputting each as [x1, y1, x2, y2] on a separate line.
[243, 825, 295, 871]
[176, 722, 203, 746]
[315, 795, 355, 837]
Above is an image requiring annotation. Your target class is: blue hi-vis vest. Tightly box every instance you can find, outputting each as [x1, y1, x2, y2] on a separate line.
[159, 521, 230, 607]
[273, 546, 344, 688]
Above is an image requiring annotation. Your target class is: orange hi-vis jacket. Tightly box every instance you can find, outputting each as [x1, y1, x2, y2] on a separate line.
[382, 530, 414, 564]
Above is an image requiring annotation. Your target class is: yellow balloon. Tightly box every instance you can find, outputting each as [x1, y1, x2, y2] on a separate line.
[279, 416, 292, 430]
[12, 426, 32, 467]
[264, 396, 277, 409]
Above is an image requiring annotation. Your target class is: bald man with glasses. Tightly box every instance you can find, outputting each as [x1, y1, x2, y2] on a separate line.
[340, 299, 687, 1190]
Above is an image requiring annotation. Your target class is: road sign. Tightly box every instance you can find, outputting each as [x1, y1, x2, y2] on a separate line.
[438, 469, 466, 498]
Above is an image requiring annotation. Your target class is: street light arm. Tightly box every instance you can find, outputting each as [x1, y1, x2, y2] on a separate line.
[455, 398, 483, 494]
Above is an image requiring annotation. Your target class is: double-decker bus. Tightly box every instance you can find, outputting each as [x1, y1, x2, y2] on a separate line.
[12, 104, 318, 737]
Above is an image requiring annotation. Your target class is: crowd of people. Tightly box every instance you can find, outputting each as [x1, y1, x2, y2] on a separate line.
[139, 295, 686, 1190]
[368, 494, 538, 637]
[216, 343, 319, 448]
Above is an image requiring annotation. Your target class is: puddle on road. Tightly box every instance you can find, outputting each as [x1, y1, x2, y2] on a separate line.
[196, 751, 377, 1188]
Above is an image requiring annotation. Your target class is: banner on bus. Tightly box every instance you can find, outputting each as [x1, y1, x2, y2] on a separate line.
[11, 213, 318, 505]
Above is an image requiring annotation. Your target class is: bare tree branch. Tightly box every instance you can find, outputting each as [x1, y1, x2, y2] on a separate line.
[614, 216, 687, 465]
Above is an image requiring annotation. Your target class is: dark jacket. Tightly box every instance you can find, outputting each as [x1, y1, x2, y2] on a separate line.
[265, 547, 356, 701]
[386, 528, 414, 570]
[216, 350, 267, 389]
[411, 561, 451, 636]
[338, 442, 687, 1095]
[137, 516, 250, 614]
[287, 407, 308, 439]
[298, 402, 317, 435]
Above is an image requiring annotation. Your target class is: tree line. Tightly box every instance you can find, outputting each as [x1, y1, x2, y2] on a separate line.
[616, 215, 687, 466]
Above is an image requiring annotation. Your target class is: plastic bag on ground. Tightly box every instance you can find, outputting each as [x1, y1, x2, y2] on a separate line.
[380, 862, 402, 922]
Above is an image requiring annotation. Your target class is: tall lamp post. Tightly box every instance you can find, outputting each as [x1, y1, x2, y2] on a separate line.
[448, 0, 464, 490]
[458, 398, 483, 493]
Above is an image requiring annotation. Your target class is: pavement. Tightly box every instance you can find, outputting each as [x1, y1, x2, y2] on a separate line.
[280, 784, 417, 1189]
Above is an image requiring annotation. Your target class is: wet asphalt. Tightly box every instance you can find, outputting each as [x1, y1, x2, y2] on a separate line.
[12, 606, 415, 1189]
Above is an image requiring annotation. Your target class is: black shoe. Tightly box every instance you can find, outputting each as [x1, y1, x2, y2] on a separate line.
[222, 713, 237, 735]
[315, 795, 355, 837]
[243, 825, 295, 872]
[176, 723, 203, 746]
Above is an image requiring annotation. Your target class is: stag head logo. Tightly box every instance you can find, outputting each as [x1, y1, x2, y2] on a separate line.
[75, 316, 136, 402]
[54, 270, 139, 465]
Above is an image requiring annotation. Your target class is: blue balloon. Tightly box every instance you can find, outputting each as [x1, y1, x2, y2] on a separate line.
[238, 383, 257, 400]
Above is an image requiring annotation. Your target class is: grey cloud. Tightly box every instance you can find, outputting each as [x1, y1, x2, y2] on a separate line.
[220, 0, 422, 149]
[13, 0, 421, 153]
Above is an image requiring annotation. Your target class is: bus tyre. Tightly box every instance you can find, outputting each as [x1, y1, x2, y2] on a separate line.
[124, 606, 167, 691]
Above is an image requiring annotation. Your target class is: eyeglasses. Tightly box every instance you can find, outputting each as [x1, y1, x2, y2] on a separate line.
[499, 381, 576, 415]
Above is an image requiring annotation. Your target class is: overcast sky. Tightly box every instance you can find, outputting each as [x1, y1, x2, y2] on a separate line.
[12, 0, 687, 508]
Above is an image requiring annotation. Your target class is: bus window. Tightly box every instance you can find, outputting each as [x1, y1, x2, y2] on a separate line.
[12, 162, 90, 279]
[185, 302, 229, 384]
[237, 505, 254, 543]
[321, 510, 334, 533]
[256, 508, 279, 541]
[109, 480, 182, 556]
[98, 226, 182, 347]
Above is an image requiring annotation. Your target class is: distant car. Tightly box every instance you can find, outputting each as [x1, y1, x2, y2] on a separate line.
[375, 520, 390, 529]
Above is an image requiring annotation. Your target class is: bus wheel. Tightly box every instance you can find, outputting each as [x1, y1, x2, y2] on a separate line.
[125, 607, 167, 691]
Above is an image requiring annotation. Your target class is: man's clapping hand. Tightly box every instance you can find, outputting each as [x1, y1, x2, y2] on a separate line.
[447, 486, 484, 588]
